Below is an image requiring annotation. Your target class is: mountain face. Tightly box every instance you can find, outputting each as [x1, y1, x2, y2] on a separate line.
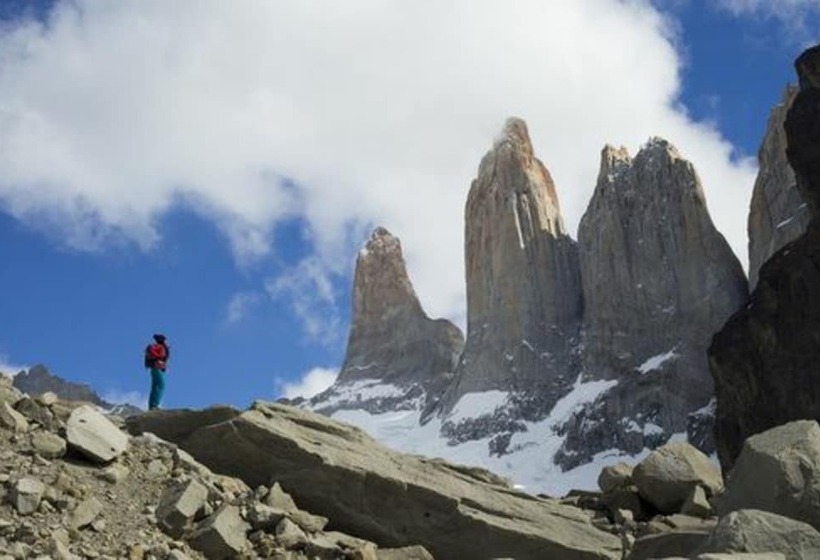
[307, 227, 464, 418]
[747, 85, 810, 289]
[553, 141, 749, 469]
[709, 45, 820, 473]
[12, 364, 143, 417]
[437, 117, 582, 425]
[306, 118, 756, 496]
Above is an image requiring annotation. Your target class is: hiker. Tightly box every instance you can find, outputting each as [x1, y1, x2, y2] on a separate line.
[145, 333, 170, 410]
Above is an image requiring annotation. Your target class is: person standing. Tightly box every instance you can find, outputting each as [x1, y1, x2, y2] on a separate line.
[144, 333, 170, 410]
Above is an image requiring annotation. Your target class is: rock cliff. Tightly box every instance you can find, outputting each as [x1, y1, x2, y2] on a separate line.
[709, 45, 820, 473]
[555, 139, 748, 468]
[307, 227, 463, 418]
[437, 117, 582, 431]
[747, 85, 810, 289]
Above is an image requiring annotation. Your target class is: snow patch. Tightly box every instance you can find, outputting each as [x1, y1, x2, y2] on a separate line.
[448, 390, 510, 423]
[312, 379, 407, 409]
[637, 348, 677, 374]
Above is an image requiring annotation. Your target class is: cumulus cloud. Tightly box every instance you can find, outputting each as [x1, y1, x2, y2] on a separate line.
[278, 367, 338, 399]
[0, 0, 758, 328]
[716, 0, 820, 42]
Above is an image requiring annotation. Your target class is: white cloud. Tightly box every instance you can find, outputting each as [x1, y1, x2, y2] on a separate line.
[0, 1, 758, 330]
[226, 291, 263, 324]
[101, 389, 148, 409]
[278, 367, 339, 399]
[716, 0, 820, 43]
[0, 353, 26, 376]
[266, 257, 343, 343]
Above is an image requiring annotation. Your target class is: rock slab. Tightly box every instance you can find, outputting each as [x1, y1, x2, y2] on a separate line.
[127, 402, 622, 560]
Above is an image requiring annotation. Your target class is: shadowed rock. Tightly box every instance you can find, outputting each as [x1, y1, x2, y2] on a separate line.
[709, 44, 820, 473]
[748, 85, 810, 289]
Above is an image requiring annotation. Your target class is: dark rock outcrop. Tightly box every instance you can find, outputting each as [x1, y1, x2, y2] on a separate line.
[748, 86, 810, 289]
[126, 402, 623, 560]
[438, 117, 582, 429]
[307, 227, 464, 417]
[556, 140, 748, 468]
[709, 45, 820, 473]
[12, 364, 143, 417]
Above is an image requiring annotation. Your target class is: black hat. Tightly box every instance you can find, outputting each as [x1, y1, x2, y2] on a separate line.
[153, 334, 167, 343]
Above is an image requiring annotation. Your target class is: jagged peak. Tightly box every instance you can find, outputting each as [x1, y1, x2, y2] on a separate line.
[597, 144, 631, 185]
[359, 226, 401, 259]
[638, 137, 681, 160]
[492, 117, 534, 156]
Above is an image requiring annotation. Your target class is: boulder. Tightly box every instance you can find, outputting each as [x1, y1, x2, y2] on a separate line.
[0, 402, 29, 433]
[681, 485, 714, 518]
[127, 401, 623, 560]
[12, 478, 45, 515]
[695, 509, 820, 559]
[67, 497, 104, 530]
[627, 530, 710, 560]
[632, 442, 723, 513]
[14, 396, 57, 430]
[65, 405, 129, 463]
[376, 545, 435, 560]
[598, 462, 634, 494]
[31, 432, 67, 459]
[716, 420, 820, 530]
[189, 504, 249, 559]
[156, 479, 209, 538]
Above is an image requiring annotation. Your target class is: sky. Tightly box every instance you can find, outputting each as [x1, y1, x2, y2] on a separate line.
[0, 0, 815, 410]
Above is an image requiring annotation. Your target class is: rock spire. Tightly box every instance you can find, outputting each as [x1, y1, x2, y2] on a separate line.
[308, 227, 463, 416]
[555, 138, 748, 468]
[439, 117, 583, 418]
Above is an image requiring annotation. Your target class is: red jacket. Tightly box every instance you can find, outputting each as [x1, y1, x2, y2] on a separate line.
[146, 343, 169, 371]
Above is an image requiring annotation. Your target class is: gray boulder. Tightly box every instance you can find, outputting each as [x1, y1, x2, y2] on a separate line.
[696, 509, 820, 560]
[12, 478, 44, 515]
[156, 479, 209, 538]
[632, 442, 723, 513]
[66, 405, 128, 463]
[716, 421, 820, 530]
[189, 504, 250, 559]
[0, 402, 29, 433]
[127, 401, 622, 560]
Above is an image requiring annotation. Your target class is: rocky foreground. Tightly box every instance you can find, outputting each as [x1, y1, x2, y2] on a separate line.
[6, 372, 820, 559]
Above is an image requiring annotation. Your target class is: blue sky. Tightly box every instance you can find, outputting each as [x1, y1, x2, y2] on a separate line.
[0, 1, 815, 410]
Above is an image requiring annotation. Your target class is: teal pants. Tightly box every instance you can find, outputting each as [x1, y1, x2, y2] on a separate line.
[148, 368, 166, 410]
